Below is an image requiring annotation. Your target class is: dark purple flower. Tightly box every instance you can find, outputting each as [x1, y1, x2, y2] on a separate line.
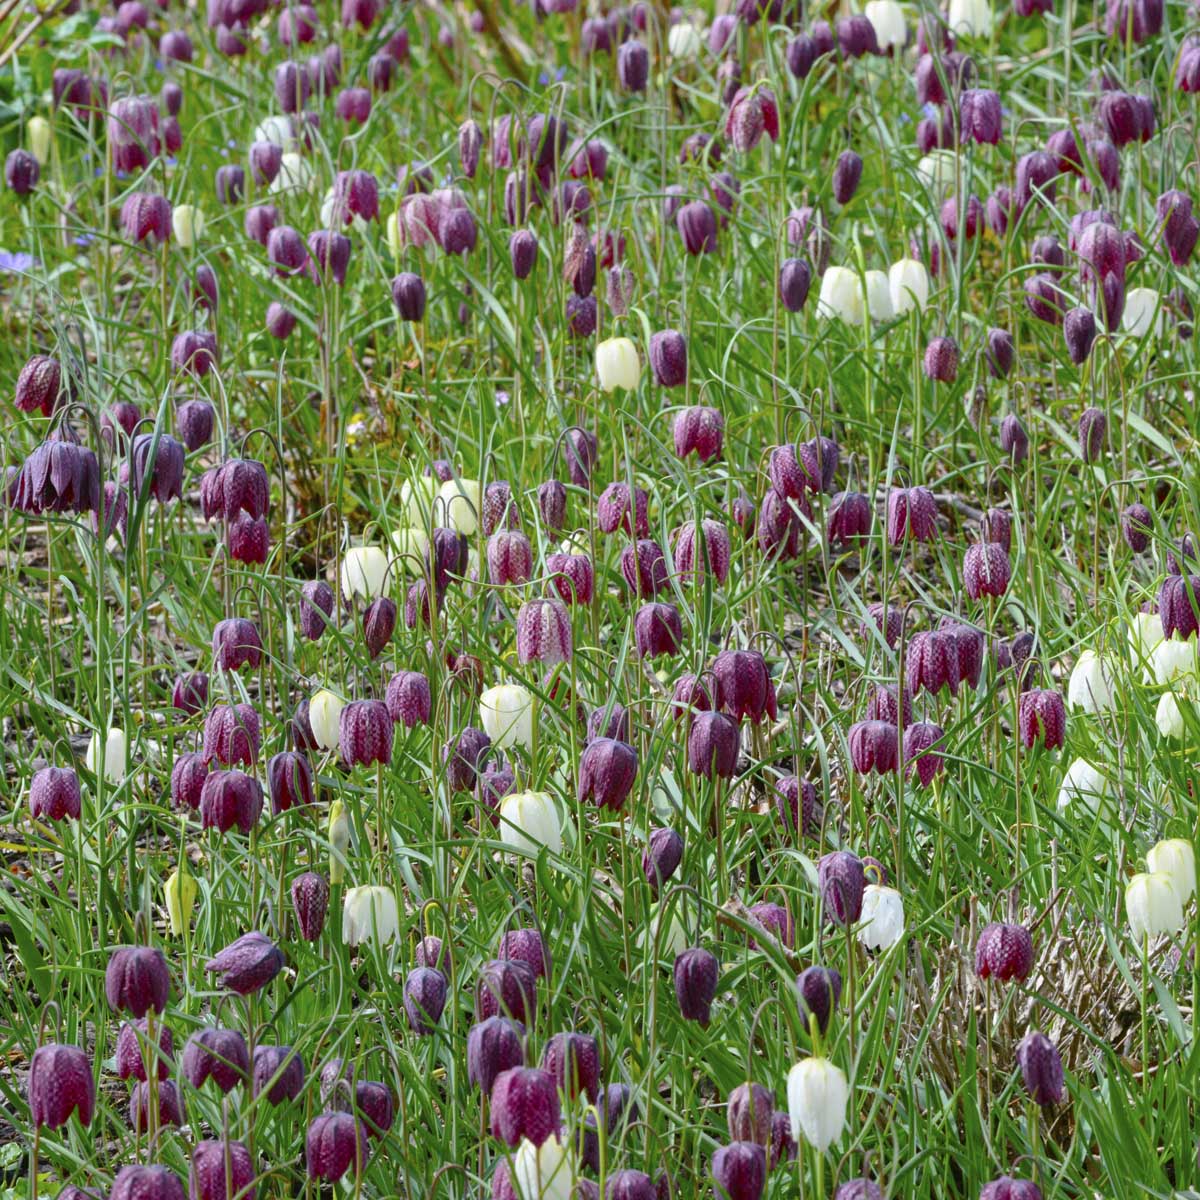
[832, 150, 863, 204]
[1017, 1030, 1065, 1105]
[819, 851, 865, 926]
[291, 872, 329, 941]
[189, 1140, 253, 1200]
[674, 947, 719, 1025]
[847, 721, 899, 775]
[476, 957, 538, 1024]
[673, 406, 724, 463]
[266, 751, 314, 814]
[796, 965, 842, 1035]
[111, 1166, 183, 1200]
[338, 700, 393, 768]
[541, 1030, 600, 1101]
[404, 967, 448, 1035]
[203, 703, 261, 767]
[29, 766, 82, 821]
[643, 827, 684, 895]
[964, 542, 1011, 599]
[29, 1043, 95, 1129]
[205, 931, 283, 995]
[1017, 689, 1066, 749]
[711, 1142, 766, 1200]
[391, 272, 426, 321]
[687, 711, 740, 779]
[468, 1016, 526, 1092]
[490, 1066, 561, 1147]
[105, 946, 171, 1017]
[677, 201, 718, 254]
[886, 486, 938, 545]
[306, 1113, 369, 1181]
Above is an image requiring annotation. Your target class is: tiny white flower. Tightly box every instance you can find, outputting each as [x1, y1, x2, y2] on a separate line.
[1123, 288, 1163, 338]
[511, 1135, 575, 1200]
[342, 885, 399, 946]
[818, 266, 865, 325]
[857, 884, 905, 951]
[1149, 636, 1199, 687]
[171, 204, 205, 248]
[1067, 649, 1117, 713]
[27, 116, 52, 165]
[309, 689, 345, 753]
[87, 727, 127, 783]
[1156, 691, 1186, 740]
[480, 684, 535, 752]
[254, 115, 295, 147]
[667, 19, 702, 58]
[340, 545, 390, 600]
[862, 270, 894, 323]
[948, 0, 991, 36]
[1056, 757, 1109, 815]
[498, 791, 563, 857]
[1125, 871, 1184, 942]
[437, 478, 482, 536]
[787, 1057, 849, 1152]
[888, 257, 930, 315]
[595, 337, 641, 392]
[1147, 838, 1196, 903]
[865, 0, 907, 50]
[270, 151, 313, 194]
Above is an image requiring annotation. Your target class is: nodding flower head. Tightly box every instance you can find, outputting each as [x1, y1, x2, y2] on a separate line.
[516, 598, 573, 666]
[673, 946, 719, 1025]
[105, 946, 171, 1017]
[975, 922, 1035, 983]
[29, 1042, 95, 1129]
[489, 1066, 561, 1147]
[818, 852, 865, 927]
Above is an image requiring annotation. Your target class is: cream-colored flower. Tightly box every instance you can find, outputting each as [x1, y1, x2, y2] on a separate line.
[857, 884, 905, 951]
[171, 205, 205, 248]
[27, 116, 51, 165]
[340, 546, 390, 600]
[87, 727, 127, 783]
[480, 684, 535, 751]
[1147, 838, 1196, 903]
[1126, 871, 1184, 941]
[595, 337, 641, 392]
[310, 689, 345, 752]
[342, 885, 399, 946]
[438, 478, 482, 535]
[888, 257, 929, 315]
[865, 0, 907, 50]
[498, 791, 563, 856]
[164, 865, 197, 936]
[818, 266, 864, 325]
[787, 1057, 849, 1151]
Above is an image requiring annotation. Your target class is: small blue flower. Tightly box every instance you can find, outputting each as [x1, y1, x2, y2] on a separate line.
[0, 250, 37, 273]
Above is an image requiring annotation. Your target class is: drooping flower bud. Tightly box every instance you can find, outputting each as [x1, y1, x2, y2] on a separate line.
[181, 1027, 249, 1092]
[490, 1067, 561, 1147]
[105, 946, 171, 1017]
[1016, 1030, 1065, 1106]
[291, 872, 329, 941]
[205, 931, 284, 995]
[29, 1043, 95, 1129]
[404, 967, 448, 1035]
[711, 1142, 766, 1200]
[819, 852, 865, 926]
[974, 922, 1034, 982]
[642, 827, 684, 896]
[306, 1113, 369, 1181]
[674, 947, 719, 1025]
[339, 699, 393, 767]
[1017, 688, 1067, 750]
